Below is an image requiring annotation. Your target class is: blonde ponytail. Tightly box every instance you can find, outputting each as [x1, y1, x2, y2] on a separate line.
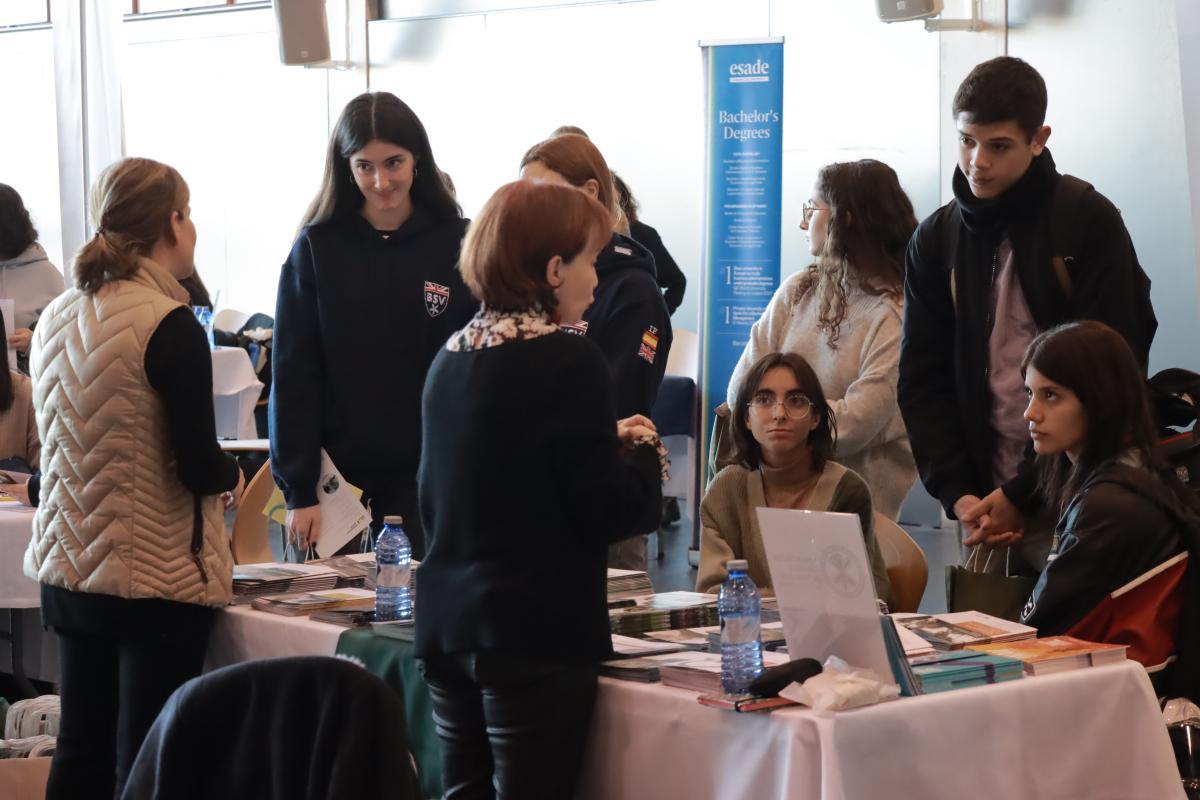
[73, 157, 188, 293]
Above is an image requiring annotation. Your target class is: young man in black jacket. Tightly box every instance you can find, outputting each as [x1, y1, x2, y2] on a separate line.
[898, 57, 1156, 574]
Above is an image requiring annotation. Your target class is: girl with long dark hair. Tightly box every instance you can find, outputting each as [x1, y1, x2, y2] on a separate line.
[1019, 321, 1198, 698]
[726, 160, 918, 519]
[270, 92, 473, 558]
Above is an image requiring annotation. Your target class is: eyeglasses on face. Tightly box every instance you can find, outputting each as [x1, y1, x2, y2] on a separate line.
[748, 390, 813, 419]
[801, 201, 828, 224]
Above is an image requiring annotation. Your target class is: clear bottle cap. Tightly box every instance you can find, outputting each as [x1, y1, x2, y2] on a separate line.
[383, 515, 404, 526]
[726, 559, 749, 571]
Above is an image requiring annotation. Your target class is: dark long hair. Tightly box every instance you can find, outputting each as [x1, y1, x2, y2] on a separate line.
[730, 352, 836, 472]
[1022, 321, 1163, 510]
[0, 184, 38, 261]
[300, 92, 460, 229]
[792, 159, 916, 347]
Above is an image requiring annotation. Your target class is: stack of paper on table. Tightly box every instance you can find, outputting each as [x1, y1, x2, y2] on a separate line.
[599, 652, 706, 682]
[607, 569, 654, 600]
[657, 650, 791, 693]
[967, 636, 1127, 675]
[908, 650, 1025, 693]
[250, 587, 375, 616]
[609, 634, 691, 658]
[307, 553, 377, 589]
[232, 563, 339, 603]
[893, 611, 1036, 651]
[609, 592, 720, 635]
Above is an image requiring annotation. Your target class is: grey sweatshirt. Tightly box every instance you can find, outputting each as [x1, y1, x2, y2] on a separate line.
[0, 243, 65, 330]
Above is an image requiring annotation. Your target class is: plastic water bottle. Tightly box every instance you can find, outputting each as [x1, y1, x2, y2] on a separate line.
[719, 559, 763, 694]
[374, 515, 412, 621]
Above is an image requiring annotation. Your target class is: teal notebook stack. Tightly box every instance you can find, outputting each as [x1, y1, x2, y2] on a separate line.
[910, 651, 1025, 694]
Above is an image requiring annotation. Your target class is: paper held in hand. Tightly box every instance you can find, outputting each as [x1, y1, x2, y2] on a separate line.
[310, 450, 371, 557]
[756, 507, 893, 681]
[261, 450, 371, 558]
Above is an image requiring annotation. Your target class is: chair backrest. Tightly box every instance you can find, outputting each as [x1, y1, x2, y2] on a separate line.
[665, 328, 698, 381]
[231, 460, 278, 564]
[873, 512, 929, 613]
[121, 656, 419, 800]
[213, 308, 251, 333]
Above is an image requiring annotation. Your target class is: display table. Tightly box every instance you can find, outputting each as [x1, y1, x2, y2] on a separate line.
[206, 606, 1185, 800]
[211, 346, 262, 440]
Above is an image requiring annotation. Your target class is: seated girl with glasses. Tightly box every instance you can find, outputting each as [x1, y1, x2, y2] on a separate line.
[696, 351, 891, 603]
[724, 160, 917, 520]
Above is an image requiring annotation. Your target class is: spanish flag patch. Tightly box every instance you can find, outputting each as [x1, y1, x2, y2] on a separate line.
[638, 326, 659, 364]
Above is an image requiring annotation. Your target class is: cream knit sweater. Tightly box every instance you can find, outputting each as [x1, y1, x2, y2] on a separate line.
[726, 271, 917, 519]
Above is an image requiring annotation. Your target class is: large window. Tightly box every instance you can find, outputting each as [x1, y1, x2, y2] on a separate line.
[0, 1, 49, 27]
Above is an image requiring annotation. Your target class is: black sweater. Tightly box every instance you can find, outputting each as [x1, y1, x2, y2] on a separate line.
[269, 210, 473, 508]
[630, 220, 686, 315]
[899, 150, 1155, 516]
[577, 233, 673, 420]
[415, 331, 662, 663]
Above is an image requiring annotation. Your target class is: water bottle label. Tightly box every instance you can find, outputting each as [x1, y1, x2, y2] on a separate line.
[721, 615, 759, 645]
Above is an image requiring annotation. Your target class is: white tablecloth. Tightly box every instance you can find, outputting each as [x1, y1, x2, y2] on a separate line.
[0, 506, 37, 608]
[211, 346, 262, 440]
[206, 607, 1185, 800]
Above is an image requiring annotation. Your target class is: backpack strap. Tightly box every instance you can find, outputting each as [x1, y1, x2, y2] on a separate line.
[939, 200, 963, 314]
[1049, 174, 1094, 304]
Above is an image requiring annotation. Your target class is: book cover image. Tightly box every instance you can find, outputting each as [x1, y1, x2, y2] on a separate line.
[902, 616, 986, 647]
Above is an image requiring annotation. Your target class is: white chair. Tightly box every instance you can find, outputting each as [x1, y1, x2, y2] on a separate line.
[213, 308, 251, 333]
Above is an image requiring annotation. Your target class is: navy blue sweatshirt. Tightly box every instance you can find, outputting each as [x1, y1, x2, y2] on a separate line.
[270, 209, 473, 509]
[573, 233, 673, 420]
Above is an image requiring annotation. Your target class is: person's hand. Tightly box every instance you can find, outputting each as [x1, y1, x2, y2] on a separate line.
[953, 494, 983, 540]
[960, 488, 1027, 548]
[0, 478, 30, 506]
[221, 468, 246, 511]
[616, 414, 657, 448]
[287, 504, 321, 548]
[7, 328, 32, 353]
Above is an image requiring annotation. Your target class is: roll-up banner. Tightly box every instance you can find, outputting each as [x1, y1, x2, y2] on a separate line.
[696, 38, 784, 538]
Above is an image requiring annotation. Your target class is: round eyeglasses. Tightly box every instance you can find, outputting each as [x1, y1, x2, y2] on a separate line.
[748, 391, 813, 419]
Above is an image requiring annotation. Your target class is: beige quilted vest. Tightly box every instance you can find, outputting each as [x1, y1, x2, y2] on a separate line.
[24, 258, 232, 606]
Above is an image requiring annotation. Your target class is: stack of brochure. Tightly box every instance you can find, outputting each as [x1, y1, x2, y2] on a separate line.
[609, 592, 720, 636]
[894, 611, 1036, 651]
[607, 569, 654, 600]
[250, 587, 375, 616]
[968, 636, 1127, 675]
[657, 650, 791, 693]
[232, 563, 339, 603]
[307, 553, 376, 589]
[908, 650, 1025, 693]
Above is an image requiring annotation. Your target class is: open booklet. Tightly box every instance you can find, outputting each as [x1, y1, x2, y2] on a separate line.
[261, 449, 372, 558]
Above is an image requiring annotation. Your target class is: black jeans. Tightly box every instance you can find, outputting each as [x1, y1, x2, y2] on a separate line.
[46, 608, 215, 800]
[419, 652, 599, 800]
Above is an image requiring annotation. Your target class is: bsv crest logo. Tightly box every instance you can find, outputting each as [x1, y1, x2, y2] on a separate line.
[424, 281, 450, 318]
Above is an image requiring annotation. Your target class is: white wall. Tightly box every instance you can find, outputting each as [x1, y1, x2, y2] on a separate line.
[0, 28, 64, 272]
[367, 0, 943, 332]
[1004, 0, 1198, 374]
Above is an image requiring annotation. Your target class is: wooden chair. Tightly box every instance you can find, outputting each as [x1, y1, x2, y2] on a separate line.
[873, 512, 929, 613]
[231, 459, 282, 564]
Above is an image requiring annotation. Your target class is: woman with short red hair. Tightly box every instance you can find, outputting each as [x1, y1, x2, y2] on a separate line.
[416, 179, 666, 798]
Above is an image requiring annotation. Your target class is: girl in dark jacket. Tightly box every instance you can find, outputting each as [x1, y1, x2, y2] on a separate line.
[1018, 320, 1199, 699]
[270, 92, 473, 558]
